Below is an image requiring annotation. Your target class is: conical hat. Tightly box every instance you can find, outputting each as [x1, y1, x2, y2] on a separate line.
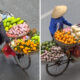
[52, 5, 67, 18]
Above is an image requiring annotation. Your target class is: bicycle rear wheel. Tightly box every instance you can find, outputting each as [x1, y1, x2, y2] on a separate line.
[46, 53, 70, 76]
[14, 54, 31, 70]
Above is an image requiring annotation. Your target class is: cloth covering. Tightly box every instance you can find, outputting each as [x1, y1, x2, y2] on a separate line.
[2, 44, 16, 57]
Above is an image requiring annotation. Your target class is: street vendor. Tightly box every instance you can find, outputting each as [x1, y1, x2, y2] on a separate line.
[0, 22, 10, 45]
[0, 22, 16, 57]
[49, 5, 72, 38]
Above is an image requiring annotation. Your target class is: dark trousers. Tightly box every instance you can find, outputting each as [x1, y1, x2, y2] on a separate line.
[51, 34, 54, 40]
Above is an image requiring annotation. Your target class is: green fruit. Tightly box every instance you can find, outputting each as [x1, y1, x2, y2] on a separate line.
[34, 36, 38, 39]
[47, 45, 50, 48]
[34, 34, 37, 36]
[41, 50, 45, 54]
[13, 23, 16, 26]
[5, 27, 9, 31]
[48, 48, 51, 51]
[17, 20, 24, 24]
[52, 43, 56, 46]
[6, 22, 10, 27]
[36, 32, 39, 35]
[16, 18, 21, 22]
[9, 25, 13, 28]
[45, 41, 49, 45]
[46, 47, 48, 50]
[11, 19, 17, 24]
[42, 42, 46, 46]
[3, 22, 6, 27]
[4, 19, 7, 22]
[41, 46, 45, 50]
[7, 17, 12, 21]
[49, 43, 53, 47]
[17, 22, 21, 24]
[31, 37, 34, 40]
[38, 39, 40, 42]
[11, 17, 15, 20]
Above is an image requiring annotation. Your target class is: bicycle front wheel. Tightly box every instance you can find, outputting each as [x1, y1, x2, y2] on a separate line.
[14, 54, 31, 70]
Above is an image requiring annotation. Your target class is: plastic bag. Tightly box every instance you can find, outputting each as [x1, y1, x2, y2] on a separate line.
[2, 44, 16, 58]
[71, 45, 80, 57]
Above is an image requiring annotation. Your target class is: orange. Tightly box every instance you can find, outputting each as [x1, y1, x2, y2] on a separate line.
[20, 46, 24, 49]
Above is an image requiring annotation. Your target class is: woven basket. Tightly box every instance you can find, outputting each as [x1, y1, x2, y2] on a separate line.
[54, 38, 77, 49]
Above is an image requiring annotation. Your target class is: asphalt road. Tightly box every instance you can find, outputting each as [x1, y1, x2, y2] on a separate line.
[0, 0, 39, 80]
[41, 0, 80, 80]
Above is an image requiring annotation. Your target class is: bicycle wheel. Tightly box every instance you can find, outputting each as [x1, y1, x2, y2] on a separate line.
[46, 53, 70, 76]
[14, 54, 31, 70]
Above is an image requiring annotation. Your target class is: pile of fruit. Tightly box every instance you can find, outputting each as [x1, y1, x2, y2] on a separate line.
[10, 30, 40, 54]
[63, 27, 71, 32]
[3, 17, 24, 31]
[12, 39, 39, 54]
[0, 11, 40, 56]
[6, 22, 30, 38]
[31, 33, 40, 44]
[41, 43, 65, 62]
[71, 25, 80, 43]
[41, 41, 56, 53]
[54, 30, 77, 44]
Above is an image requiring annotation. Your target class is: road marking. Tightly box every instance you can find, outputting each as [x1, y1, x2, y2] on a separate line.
[41, 9, 53, 19]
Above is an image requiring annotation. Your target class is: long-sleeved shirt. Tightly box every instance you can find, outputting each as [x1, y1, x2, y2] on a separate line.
[0, 22, 10, 44]
[49, 16, 72, 35]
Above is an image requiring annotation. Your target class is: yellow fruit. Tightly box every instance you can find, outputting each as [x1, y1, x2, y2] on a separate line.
[33, 44, 37, 47]
[26, 42, 30, 46]
[31, 41, 34, 45]
[28, 50, 31, 53]
[32, 47, 36, 51]
[31, 45, 34, 47]
[28, 40, 31, 43]
[24, 51, 28, 54]
[20, 46, 24, 49]
[14, 48, 17, 51]
[25, 47, 28, 50]
[17, 50, 20, 53]
[21, 42, 25, 45]
[23, 49, 27, 54]
[25, 47, 30, 50]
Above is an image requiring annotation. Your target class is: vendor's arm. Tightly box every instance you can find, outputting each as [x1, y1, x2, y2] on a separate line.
[63, 17, 72, 26]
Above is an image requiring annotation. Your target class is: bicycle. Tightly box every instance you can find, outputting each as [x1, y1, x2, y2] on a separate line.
[0, 10, 32, 70]
[46, 35, 79, 77]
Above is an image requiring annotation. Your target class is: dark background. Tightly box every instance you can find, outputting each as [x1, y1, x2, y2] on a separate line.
[0, 0, 39, 80]
[41, 0, 80, 80]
